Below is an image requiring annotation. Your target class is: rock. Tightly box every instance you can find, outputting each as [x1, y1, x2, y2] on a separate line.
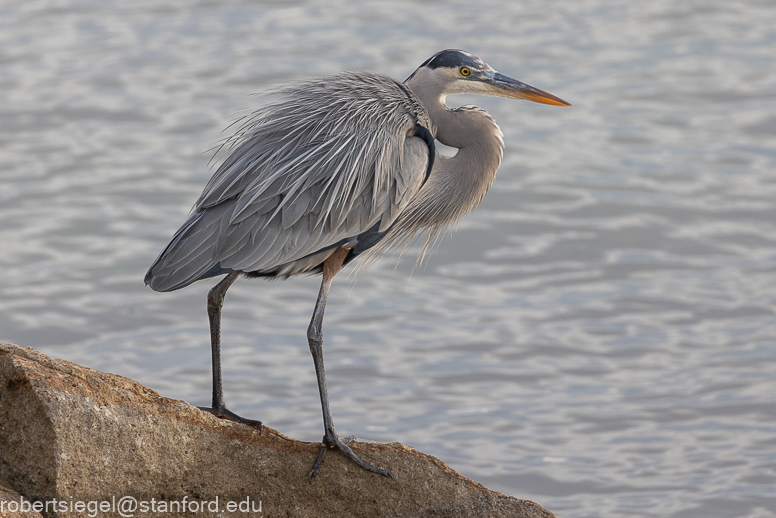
[1, 475, 43, 518]
[0, 342, 555, 518]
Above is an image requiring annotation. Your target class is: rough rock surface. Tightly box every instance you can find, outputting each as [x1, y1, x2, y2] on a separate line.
[1, 475, 43, 518]
[0, 342, 555, 518]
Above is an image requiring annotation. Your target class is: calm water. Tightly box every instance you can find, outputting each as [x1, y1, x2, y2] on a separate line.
[2, 1, 775, 516]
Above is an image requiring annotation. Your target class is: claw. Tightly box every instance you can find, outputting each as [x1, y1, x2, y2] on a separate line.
[308, 432, 392, 482]
[198, 405, 263, 434]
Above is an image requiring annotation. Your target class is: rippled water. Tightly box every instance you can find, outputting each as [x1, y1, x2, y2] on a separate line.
[2, 1, 775, 516]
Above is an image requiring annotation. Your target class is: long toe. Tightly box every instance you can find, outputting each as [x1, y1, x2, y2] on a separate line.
[198, 405, 263, 434]
[308, 433, 393, 482]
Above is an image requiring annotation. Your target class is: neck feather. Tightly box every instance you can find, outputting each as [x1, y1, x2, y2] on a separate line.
[387, 72, 504, 242]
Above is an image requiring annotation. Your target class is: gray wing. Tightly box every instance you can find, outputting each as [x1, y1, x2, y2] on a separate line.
[145, 72, 431, 292]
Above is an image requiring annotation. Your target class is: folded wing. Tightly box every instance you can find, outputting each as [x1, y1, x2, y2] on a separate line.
[145, 72, 432, 292]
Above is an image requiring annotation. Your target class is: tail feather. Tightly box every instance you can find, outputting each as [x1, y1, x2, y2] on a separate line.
[145, 205, 235, 292]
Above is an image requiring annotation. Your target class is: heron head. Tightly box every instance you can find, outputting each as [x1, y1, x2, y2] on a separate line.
[406, 49, 570, 107]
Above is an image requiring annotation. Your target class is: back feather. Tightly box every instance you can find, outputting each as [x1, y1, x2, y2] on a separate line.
[146, 72, 432, 291]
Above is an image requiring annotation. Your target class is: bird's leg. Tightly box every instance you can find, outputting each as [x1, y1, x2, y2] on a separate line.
[307, 248, 392, 482]
[197, 271, 263, 433]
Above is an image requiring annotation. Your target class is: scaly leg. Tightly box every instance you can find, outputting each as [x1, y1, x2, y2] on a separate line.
[198, 271, 263, 433]
[307, 248, 392, 482]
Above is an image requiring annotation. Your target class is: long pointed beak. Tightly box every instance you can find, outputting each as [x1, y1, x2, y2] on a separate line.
[485, 71, 571, 107]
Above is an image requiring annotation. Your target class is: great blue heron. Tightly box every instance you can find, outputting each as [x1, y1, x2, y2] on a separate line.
[145, 49, 569, 481]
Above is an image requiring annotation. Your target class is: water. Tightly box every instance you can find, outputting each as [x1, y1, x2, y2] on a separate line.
[2, 1, 775, 516]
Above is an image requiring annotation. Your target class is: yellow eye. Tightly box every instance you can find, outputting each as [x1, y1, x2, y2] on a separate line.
[460, 67, 470, 76]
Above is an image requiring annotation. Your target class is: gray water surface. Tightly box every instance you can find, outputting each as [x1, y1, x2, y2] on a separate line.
[1, 1, 775, 516]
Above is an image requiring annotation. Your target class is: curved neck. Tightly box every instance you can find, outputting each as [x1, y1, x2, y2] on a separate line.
[407, 67, 503, 161]
[399, 70, 504, 229]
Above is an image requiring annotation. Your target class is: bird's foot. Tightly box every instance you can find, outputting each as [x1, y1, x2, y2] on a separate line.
[308, 431, 393, 482]
[198, 405, 263, 434]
